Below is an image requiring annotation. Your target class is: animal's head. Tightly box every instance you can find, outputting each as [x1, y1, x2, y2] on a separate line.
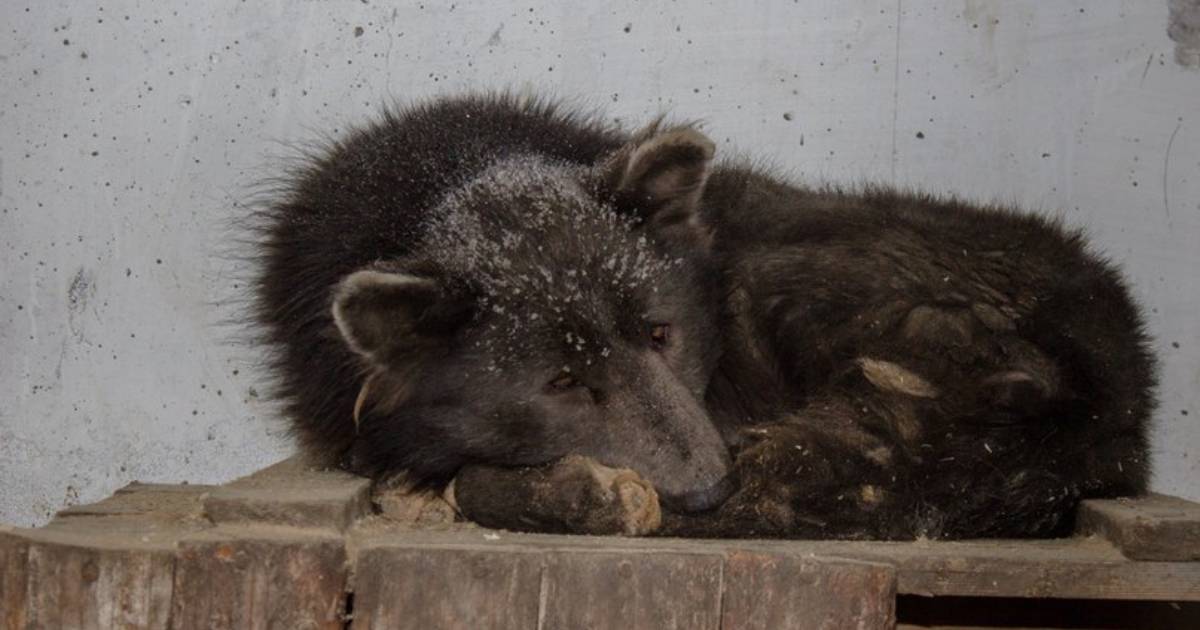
[332, 125, 733, 512]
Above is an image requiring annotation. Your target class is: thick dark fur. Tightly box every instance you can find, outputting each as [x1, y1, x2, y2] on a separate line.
[251, 93, 1155, 539]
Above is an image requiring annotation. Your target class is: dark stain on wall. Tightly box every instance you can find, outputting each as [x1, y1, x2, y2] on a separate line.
[1169, 0, 1200, 67]
[66, 267, 94, 340]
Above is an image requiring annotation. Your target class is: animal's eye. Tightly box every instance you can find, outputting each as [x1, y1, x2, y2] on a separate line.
[649, 323, 671, 350]
[547, 371, 578, 391]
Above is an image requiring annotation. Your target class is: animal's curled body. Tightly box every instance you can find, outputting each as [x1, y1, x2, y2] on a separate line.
[251, 94, 1155, 539]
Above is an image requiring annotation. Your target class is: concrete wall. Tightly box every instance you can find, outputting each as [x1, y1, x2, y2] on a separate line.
[2, 0, 1197, 527]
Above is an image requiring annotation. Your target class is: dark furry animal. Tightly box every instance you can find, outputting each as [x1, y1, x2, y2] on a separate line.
[252, 93, 1155, 539]
[253, 95, 733, 513]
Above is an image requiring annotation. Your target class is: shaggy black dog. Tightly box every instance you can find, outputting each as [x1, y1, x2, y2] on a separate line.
[251, 94, 1154, 539]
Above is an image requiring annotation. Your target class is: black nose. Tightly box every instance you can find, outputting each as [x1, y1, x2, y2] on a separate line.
[662, 476, 736, 513]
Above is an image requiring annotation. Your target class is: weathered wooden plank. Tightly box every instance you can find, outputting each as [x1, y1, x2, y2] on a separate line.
[171, 531, 349, 630]
[348, 534, 898, 630]
[203, 456, 372, 532]
[1077, 494, 1200, 561]
[57, 482, 214, 519]
[3, 498, 207, 630]
[0, 528, 30, 630]
[7, 522, 178, 630]
[351, 545, 541, 630]
[352, 525, 1200, 602]
[538, 549, 725, 630]
[721, 551, 896, 630]
[6, 464, 1200, 627]
[21, 541, 175, 630]
[804, 538, 1200, 602]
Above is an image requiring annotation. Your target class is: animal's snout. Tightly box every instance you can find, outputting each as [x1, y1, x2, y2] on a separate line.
[661, 475, 736, 513]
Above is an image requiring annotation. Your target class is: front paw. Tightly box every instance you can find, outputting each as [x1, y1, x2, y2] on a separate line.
[451, 455, 662, 536]
[372, 476, 459, 526]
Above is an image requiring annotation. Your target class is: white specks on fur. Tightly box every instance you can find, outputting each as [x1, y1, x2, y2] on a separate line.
[420, 154, 679, 372]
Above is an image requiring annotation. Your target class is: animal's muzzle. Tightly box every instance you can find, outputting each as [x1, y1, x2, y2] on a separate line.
[660, 474, 736, 513]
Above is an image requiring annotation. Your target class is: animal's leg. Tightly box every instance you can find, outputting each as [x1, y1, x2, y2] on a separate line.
[663, 361, 1081, 540]
[449, 455, 662, 536]
[660, 397, 909, 539]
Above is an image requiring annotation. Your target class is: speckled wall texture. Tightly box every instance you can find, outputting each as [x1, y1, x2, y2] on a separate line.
[2, 1, 1197, 527]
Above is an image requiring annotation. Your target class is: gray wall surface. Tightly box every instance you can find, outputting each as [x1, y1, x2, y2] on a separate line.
[2, 0, 1197, 527]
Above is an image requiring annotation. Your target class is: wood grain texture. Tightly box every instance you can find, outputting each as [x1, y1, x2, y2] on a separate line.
[202, 456, 373, 533]
[55, 482, 214, 519]
[349, 534, 899, 630]
[170, 533, 349, 630]
[22, 542, 174, 630]
[806, 538, 1200, 602]
[351, 546, 542, 630]
[351, 524, 1200, 602]
[2, 481, 209, 630]
[5, 466, 1200, 626]
[1077, 494, 1200, 561]
[538, 550, 724, 630]
[0, 528, 30, 630]
[3, 518, 180, 630]
[721, 551, 895, 630]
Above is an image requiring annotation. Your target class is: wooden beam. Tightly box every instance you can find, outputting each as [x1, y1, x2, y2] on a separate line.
[3, 458, 1198, 626]
[202, 456, 372, 533]
[349, 535, 896, 630]
[171, 531, 349, 630]
[1077, 494, 1200, 561]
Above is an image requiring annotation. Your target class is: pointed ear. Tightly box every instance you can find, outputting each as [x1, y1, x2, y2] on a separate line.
[332, 268, 472, 366]
[601, 125, 716, 247]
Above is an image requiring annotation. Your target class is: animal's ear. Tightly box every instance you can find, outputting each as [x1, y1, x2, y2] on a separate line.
[600, 124, 716, 247]
[332, 268, 472, 366]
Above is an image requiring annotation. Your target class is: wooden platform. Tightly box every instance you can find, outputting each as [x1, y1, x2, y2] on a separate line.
[3, 457, 1198, 629]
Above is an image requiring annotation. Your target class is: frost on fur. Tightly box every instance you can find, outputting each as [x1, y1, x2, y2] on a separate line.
[251, 93, 1154, 540]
